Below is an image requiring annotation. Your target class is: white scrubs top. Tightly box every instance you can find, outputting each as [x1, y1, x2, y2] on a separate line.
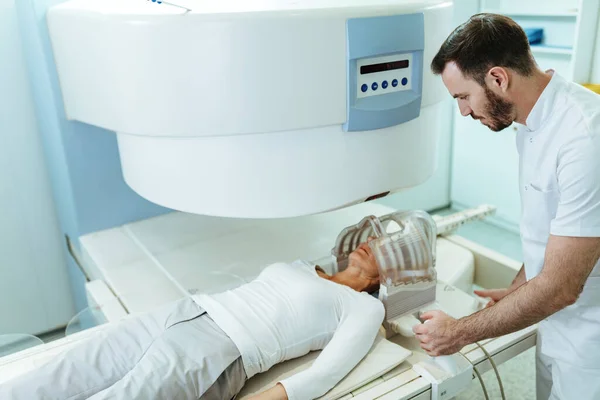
[517, 71, 600, 370]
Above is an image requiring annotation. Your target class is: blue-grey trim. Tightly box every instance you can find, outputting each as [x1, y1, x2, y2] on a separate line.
[14, 0, 170, 311]
[344, 13, 425, 132]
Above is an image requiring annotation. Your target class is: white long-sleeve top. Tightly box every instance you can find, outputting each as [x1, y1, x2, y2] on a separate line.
[193, 260, 385, 400]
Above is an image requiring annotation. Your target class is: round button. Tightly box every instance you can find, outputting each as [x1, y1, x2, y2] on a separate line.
[382, 80, 389, 89]
[361, 84, 368, 93]
[401, 77, 408, 86]
[371, 82, 378, 91]
[392, 79, 398, 87]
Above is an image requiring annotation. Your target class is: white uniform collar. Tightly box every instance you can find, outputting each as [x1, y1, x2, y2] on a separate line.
[524, 70, 563, 133]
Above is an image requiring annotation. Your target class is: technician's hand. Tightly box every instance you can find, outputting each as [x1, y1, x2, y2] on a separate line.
[474, 288, 510, 308]
[412, 310, 464, 356]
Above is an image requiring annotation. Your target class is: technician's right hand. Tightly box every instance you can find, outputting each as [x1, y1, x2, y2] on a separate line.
[473, 288, 510, 308]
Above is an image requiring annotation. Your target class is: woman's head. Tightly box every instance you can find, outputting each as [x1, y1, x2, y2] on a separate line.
[346, 239, 380, 293]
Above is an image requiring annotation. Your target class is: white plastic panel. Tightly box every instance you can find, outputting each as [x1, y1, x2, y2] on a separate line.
[117, 102, 445, 218]
[46, 0, 454, 218]
[48, 10, 347, 137]
[47, 0, 452, 137]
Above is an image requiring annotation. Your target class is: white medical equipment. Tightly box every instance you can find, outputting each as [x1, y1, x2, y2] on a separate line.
[0, 203, 534, 400]
[331, 210, 439, 337]
[329, 209, 475, 400]
[0, 0, 538, 398]
[46, 0, 453, 218]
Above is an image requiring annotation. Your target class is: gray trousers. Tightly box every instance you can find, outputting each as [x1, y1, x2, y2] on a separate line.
[0, 298, 247, 400]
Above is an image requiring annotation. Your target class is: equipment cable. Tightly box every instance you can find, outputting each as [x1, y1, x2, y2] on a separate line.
[475, 341, 506, 400]
[457, 341, 506, 400]
[457, 350, 490, 400]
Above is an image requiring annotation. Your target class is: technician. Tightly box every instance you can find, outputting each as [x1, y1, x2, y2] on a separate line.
[413, 13, 600, 400]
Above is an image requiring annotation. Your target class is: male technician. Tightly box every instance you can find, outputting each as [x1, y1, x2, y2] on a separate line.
[412, 13, 600, 399]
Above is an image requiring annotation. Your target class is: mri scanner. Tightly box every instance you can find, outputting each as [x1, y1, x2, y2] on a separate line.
[0, 0, 537, 398]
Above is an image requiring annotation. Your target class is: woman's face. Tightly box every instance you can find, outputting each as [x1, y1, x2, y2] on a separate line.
[348, 240, 379, 282]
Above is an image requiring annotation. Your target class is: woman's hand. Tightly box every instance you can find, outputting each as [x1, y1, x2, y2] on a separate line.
[247, 383, 289, 400]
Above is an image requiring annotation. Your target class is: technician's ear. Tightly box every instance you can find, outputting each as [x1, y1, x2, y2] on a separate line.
[486, 66, 510, 93]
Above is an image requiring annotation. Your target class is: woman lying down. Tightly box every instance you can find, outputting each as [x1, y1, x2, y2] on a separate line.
[0, 241, 385, 400]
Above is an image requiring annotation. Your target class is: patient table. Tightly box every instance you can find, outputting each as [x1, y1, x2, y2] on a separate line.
[0, 203, 535, 399]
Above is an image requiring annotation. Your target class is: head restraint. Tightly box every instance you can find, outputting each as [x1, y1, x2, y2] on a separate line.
[332, 210, 438, 337]
[331, 210, 437, 288]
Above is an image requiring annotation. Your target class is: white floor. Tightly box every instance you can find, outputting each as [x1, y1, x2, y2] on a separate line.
[457, 347, 536, 400]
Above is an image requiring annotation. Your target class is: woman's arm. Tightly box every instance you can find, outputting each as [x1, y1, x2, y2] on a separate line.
[276, 300, 385, 400]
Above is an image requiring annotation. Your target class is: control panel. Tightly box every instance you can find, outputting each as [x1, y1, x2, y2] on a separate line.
[344, 13, 424, 132]
[357, 54, 413, 99]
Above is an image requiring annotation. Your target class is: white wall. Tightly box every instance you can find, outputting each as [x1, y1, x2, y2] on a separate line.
[451, 110, 521, 230]
[592, 16, 600, 83]
[0, 0, 74, 334]
[449, 0, 525, 231]
[450, 1, 600, 231]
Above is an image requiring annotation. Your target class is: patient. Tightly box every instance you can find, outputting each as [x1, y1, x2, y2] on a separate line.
[0, 240, 385, 400]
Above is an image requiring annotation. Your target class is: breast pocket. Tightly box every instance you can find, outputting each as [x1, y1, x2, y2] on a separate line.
[521, 183, 560, 241]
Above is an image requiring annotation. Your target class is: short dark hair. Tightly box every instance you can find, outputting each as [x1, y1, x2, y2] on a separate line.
[431, 13, 536, 85]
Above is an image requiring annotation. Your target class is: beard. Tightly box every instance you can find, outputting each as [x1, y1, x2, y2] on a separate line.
[473, 87, 515, 132]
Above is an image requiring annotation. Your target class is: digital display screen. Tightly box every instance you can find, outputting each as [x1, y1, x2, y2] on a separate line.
[360, 60, 409, 75]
